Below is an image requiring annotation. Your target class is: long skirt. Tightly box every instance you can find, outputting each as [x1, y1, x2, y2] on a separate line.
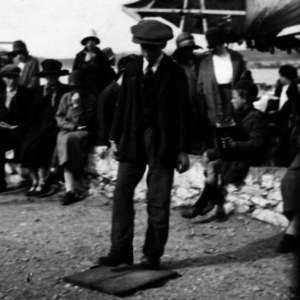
[282, 153, 300, 220]
[21, 127, 58, 169]
[57, 130, 90, 174]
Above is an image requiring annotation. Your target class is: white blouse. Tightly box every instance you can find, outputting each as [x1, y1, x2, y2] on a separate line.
[213, 53, 233, 84]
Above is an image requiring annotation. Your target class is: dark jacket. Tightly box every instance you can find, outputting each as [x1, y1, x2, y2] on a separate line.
[208, 107, 267, 183]
[0, 85, 34, 130]
[73, 47, 115, 95]
[20, 83, 70, 157]
[17, 56, 40, 91]
[198, 49, 253, 126]
[109, 54, 191, 167]
[96, 80, 121, 146]
[273, 82, 300, 139]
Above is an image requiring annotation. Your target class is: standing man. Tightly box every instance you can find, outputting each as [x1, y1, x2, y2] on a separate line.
[11, 40, 40, 93]
[99, 20, 191, 270]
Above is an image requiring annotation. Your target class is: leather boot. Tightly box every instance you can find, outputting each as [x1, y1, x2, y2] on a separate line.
[181, 184, 219, 219]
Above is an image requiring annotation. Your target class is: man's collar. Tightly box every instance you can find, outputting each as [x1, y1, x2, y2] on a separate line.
[143, 52, 164, 73]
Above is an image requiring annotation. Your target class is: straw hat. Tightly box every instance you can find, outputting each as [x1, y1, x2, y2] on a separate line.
[81, 29, 100, 46]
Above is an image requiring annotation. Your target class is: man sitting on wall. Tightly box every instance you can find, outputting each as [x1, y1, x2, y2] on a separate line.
[181, 81, 266, 220]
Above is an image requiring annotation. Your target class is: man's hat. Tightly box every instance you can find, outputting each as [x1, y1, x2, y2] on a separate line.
[173, 32, 201, 59]
[102, 47, 116, 61]
[0, 64, 21, 77]
[68, 70, 87, 87]
[131, 20, 173, 44]
[11, 40, 28, 56]
[81, 29, 100, 46]
[279, 64, 298, 81]
[34, 59, 69, 77]
[234, 80, 259, 103]
[205, 27, 225, 49]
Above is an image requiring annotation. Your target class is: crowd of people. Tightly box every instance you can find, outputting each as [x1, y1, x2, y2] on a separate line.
[0, 19, 300, 270]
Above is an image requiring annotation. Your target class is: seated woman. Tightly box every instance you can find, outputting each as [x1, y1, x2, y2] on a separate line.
[181, 81, 266, 220]
[20, 59, 69, 196]
[266, 65, 300, 166]
[56, 70, 95, 205]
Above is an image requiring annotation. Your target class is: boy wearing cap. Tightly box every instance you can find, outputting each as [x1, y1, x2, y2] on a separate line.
[99, 20, 191, 269]
[181, 81, 266, 219]
[0, 65, 34, 192]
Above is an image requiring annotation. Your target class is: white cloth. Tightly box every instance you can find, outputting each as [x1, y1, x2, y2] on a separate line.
[18, 62, 25, 76]
[279, 84, 289, 110]
[143, 53, 164, 75]
[5, 87, 17, 109]
[213, 53, 233, 84]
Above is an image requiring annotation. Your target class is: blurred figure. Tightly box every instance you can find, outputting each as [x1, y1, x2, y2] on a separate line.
[181, 81, 266, 220]
[0, 65, 34, 192]
[102, 47, 117, 70]
[173, 32, 203, 153]
[95, 54, 138, 154]
[73, 29, 115, 96]
[198, 27, 252, 152]
[56, 70, 95, 205]
[11, 40, 40, 92]
[20, 59, 69, 196]
[266, 65, 300, 166]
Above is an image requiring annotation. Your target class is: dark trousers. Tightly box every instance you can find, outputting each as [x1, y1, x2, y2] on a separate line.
[0, 129, 25, 186]
[110, 127, 174, 258]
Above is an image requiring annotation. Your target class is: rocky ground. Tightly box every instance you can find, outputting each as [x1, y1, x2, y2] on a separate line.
[0, 189, 295, 300]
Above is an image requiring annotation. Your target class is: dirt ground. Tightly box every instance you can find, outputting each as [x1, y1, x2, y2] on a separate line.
[0, 189, 294, 300]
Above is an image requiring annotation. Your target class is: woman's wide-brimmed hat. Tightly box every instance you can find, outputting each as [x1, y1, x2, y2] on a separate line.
[81, 29, 100, 46]
[34, 59, 69, 77]
[10, 40, 28, 56]
[205, 27, 226, 49]
[173, 32, 201, 59]
[68, 70, 87, 87]
[0, 64, 21, 77]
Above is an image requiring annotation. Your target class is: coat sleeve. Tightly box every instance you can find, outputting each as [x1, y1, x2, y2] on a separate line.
[234, 112, 266, 155]
[27, 59, 40, 90]
[72, 54, 80, 71]
[177, 67, 192, 152]
[109, 72, 128, 143]
[56, 94, 77, 131]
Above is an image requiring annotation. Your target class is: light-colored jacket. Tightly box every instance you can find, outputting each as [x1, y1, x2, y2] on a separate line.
[18, 56, 40, 91]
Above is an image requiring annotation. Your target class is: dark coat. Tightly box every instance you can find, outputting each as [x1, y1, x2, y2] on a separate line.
[73, 47, 115, 96]
[16, 56, 40, 91]
[273, 82, 300, 138]
[56, 92, 96, 173]
[96, 80, 121, 146]
[20, 83, 70, 165]
[208, 107, 267, 184]
[109, 54, 191, 167]
[197, 49, 253, 126]
[0, 85, 34, 130]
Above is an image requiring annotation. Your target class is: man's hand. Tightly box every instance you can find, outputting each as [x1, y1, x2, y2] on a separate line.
[77, 126, 87, 131]
[109, 141, 118, 160]
[228, 138, 236, 148]
[176, 151, 190, 174]
[0, 122, 17, 130]
[94, 146, 109, 159]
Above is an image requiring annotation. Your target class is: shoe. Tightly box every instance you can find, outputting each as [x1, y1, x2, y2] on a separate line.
[34, 182, 52, 197]
[181, 206, 203, 219]
[60, 191, 78, 206]
[140, 255, 160, 270]
[276, 234, 298, 253]
[98, 251, 134, 267]
[25, 184, 38, 197]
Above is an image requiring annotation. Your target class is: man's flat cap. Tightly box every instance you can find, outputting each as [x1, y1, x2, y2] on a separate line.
[131, 20, 173, 44]
[0, 64, 21, 77]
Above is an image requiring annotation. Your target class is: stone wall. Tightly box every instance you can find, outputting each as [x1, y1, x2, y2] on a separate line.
[84, 150, 289, 228]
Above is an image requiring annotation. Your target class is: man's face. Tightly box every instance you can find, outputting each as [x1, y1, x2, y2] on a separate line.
[141, 43, 164, 63]
[3, 76, 19, 89]
[279, 75, 290, 86]
[231, 89, 246, 111]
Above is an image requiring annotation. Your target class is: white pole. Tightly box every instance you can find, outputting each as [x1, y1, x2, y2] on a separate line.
[200, 0, 208, 32]
[179, 0, 189, 31]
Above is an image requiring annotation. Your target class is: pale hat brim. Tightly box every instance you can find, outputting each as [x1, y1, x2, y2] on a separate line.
[81, 36, 100, 46]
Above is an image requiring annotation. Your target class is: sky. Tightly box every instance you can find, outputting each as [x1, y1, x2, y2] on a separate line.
[0, 0, 209, 58]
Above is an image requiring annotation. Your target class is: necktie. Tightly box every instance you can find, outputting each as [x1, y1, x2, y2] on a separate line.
[143, 62, 154, 85]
